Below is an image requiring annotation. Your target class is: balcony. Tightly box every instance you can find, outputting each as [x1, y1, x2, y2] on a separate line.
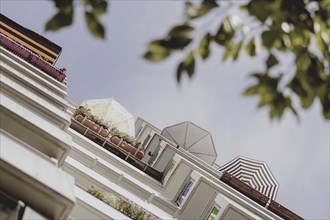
[69, 117, 163, 182]
[0, 130, 75, 220]
[0, 33, 66, 83]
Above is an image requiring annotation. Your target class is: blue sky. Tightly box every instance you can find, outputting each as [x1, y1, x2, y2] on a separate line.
[1, 1, 329, 219]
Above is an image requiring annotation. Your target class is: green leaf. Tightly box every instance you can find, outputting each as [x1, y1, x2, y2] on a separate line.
[243, 85, 259, 96]
[245, 0, 272, 23]
[287, 77, 314, 108]
[168, 25, 194, 37]
[184, 52, 195, 77]
[176, 52, 195, 82]
[215, 17, 235, 46]
[161, 37, 192, 50]
[198, 33, 211, 59]
[85, 12, 105, 39]
[53, 0, 73, 10]
[176, 62, 185, 83]
[143, 51, 171, 62]
[185, 0, 219, 19]
[45, 10, 73, 31]
[261, 30, 281, 50]
[90, 0, 108, 17]
[144, 40, 172, 61]
[232, 40, 243, 60]
[143, 45, 171, 62]
[319, 83, 330, 119]
[245, 37, 256, 56]
[222, 48, 231, 61]
[269, 93, 294, 119]
[147, 40, 168, 50]
[266, 53, 279, 69]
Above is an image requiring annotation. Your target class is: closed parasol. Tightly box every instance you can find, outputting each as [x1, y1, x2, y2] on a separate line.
[161, 121, 217, 165]
[80, 98, 135, 136]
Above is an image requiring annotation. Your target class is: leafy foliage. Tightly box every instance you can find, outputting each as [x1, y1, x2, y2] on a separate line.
[74, 106, 112, 129]
[143, 0, 330, 120]
[87, 186, 159, 220]
[45, 0, 329, 120]
[110, 128, 136, 146]
[46, 0, 107, 39]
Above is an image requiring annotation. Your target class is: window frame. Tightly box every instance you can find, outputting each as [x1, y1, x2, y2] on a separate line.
[175, 178, 194, 206]
[206, 205, 221, 220]
[162, 160, 176, 183]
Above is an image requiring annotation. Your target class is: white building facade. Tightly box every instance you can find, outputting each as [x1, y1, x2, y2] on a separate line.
[0, 14, 302, 220]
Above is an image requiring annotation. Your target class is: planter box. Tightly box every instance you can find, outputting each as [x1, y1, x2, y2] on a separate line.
[75, 115, 109, 138]
[110, 136, 144, 160]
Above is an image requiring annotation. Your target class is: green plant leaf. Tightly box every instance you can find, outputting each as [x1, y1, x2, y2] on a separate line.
[261, 30, 282, 50]
[168, 25, 194, 37]
[163, 36, 192, 50]
[85, 11, 105, 39]
[143, 50, 171, 62]
[243, 85, 259, 96]
[176, 52, 195, 82]
[266, 53, 279, 69]
[198, 33, 211, 59]
[45, 10, 73, 31]
[53, 0, 73, 10]
[144, 40, 172, 62]
[215, 17, 235, 46]
[245, 37, 257, 56]
[176, 62, 185, 82]
[184, 51, 195, 77]
[287, 76, 314, 108]
[90, 0, 108, 17]
[245, 0, 272, 23]
[232, 40, 243, 60]
[185, 0, 219, 19]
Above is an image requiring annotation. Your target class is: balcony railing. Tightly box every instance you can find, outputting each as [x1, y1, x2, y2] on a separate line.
[0, 33, 66, 83]
[220, 172, 303, 220]
[69, 118, 163, 182]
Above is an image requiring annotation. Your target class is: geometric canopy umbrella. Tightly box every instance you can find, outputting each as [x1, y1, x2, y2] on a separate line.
[161, 121, 217, 165]
[220, 156, 279, 200]
[80, 98, 135, 136]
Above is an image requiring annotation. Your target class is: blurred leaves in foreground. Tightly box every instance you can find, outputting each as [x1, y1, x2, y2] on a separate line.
[143, 0, 330, 120]
[45, 0, 329, 120]
[46, 0, 107, 39]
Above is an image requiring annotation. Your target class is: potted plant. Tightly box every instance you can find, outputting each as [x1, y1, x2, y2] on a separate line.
[109, 129, 144, 159]
[134, 142, 144, 159]
[110, 128, 124, 145]
[73, 106, 110, 137]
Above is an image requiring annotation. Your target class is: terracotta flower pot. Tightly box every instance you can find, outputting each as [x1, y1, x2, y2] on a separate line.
[120, 142, 144, 159]
[98, 127, 109, 137]
[135, 151, 144, 160]
[110, 136, 121, 145]
[75, 114, 109, 137]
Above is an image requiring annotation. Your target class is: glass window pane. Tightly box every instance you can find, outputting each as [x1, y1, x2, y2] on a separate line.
[176, 180, 193, 206]
[163, 162, 175, 182]
[207, 207, 219, 220]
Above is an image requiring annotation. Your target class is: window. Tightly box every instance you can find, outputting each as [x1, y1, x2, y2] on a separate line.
[162, 161, 175, 183]
[176, 179, 194, 206]
[207, 206, 221, 220]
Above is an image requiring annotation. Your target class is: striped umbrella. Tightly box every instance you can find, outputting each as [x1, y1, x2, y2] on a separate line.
[220, 156, 279, 200]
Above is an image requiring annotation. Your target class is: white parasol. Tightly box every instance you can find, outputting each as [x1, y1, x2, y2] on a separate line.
[80, 98, 135, 136]
[161, 121, 217, 165]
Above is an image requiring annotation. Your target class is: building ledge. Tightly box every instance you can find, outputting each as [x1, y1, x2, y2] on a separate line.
[0, 47, 68, 110]
[0, 94, 72, 166]
[1, 73, 71, 130]
[0, 130, 75, 220]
